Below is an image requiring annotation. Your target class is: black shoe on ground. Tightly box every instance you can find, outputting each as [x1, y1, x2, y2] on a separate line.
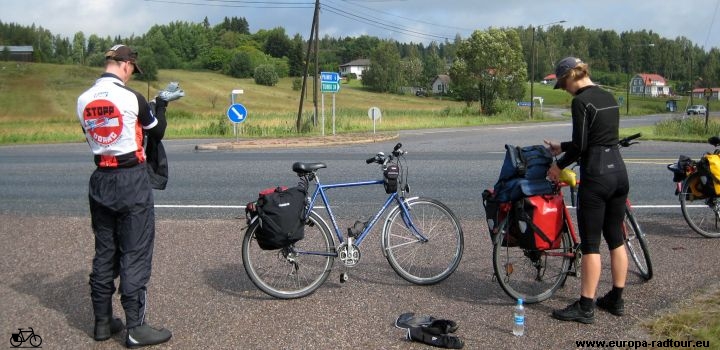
[596, 294, 625, 316]
[552, 301, 594, 324]
[94, 317, 124, 341]
[125, 324, 172, 348]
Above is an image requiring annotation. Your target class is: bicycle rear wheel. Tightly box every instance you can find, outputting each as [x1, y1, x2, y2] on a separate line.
[382, 197, 464, 285]
[242, 211, 335, 299]
[493, 219, 573, 304]
[679, 174, 720, 238]
[624, 205, 653, 280]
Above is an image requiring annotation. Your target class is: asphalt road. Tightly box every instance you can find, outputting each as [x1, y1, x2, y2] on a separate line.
[2, 117, 720, 349]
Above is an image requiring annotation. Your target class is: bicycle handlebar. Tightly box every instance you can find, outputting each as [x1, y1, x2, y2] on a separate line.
[366, 143, 406, 165]
[618, 133, 641, 148]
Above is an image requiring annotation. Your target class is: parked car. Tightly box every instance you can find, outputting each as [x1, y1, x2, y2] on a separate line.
[687, 105, 707, 115]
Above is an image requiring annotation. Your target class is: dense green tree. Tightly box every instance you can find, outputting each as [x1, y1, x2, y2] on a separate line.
[288, 34, 305, 77]
[451, 28, 527, 114]
[262, 27, 292, 59]
[362, 40, 403, 93]
[72, 31, 85, 64]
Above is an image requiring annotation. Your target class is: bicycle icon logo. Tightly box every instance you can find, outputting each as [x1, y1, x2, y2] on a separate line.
[9, 327, 42, 348]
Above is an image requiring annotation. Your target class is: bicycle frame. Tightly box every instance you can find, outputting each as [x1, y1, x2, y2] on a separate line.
[300, 175, 426, 254]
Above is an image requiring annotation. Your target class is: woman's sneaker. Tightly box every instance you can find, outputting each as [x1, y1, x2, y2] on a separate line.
[596, 294, 625, 316]
[125, 324, 171, 348]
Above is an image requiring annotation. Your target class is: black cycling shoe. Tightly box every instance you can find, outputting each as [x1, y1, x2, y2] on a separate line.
[552, 301, 594, 324]
[596, 294, 625, 316]
[94, 317, 124, 341]
[125, 324, 172, 348]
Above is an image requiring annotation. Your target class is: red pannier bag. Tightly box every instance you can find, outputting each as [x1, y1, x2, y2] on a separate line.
[514, 194, 565, 250]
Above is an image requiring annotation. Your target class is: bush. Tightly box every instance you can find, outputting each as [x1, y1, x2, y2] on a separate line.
[292, 78, 302, 91]
[254, 64, 279, 86]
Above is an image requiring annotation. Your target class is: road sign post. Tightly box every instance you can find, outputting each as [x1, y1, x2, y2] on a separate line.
[320, 72, 340, 135]
[229, 89, 245, 142]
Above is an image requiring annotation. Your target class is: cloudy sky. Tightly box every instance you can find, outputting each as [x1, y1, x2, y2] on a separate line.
[3, 0, 719, 50]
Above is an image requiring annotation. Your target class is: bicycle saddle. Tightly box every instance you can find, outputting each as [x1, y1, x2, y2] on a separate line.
[292, 162, 327, 174]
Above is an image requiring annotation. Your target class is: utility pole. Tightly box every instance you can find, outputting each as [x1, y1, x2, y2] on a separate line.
[296, 0, 320, 132]
[530, 20, 565, 120]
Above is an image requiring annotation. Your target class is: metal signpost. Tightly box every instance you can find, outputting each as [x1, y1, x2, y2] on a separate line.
[320, 72, 340, 136]
[227, 89, 246, 143]
[368, 106, 381, 135]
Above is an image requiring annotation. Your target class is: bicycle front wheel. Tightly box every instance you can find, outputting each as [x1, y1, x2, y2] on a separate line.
[679, 174, 720, 238]
[493, 220, 573, 304]
[29, 335, 42, 347]
[624, 205, 653, 280]
[382, 197, 464, 285]
[242, 211, 335, 299]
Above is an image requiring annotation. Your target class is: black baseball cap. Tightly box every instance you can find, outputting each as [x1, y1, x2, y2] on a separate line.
[553, 56, 582, 89]
[105, 44, 143, 74]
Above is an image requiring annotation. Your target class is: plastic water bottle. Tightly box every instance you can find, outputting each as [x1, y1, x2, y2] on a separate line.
[513, 298, 525, 336]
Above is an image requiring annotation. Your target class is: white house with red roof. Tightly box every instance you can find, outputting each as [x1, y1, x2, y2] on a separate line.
[630, 73, 670, 97]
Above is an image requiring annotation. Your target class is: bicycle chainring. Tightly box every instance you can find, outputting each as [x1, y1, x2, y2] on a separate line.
[337, 242, 361, 267]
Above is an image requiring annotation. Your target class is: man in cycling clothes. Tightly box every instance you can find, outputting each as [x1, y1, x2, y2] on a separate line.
[77, 44, 172, 347]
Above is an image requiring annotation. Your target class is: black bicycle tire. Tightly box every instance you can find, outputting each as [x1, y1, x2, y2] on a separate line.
[242, 211, 335, 299]
[9, 336, 21, 348]
[624, 206, 653, 280]
[680, 174, 720, 238]
[382, 197, 464, 285]
[28, 335, 41, 348]
[492, 218, 573, 304]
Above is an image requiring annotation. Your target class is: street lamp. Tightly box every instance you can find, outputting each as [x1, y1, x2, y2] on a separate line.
[625, 43, 655, 115]
[530, 20, 565, 119]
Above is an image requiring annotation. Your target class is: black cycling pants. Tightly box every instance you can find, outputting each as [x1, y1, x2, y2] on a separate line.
[88, 164, 154, 329]
[577, 171, 629, 255]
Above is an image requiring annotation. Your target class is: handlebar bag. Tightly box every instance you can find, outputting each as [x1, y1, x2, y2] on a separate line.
[514, 194, 564, 251]
[384, 164, 400, 194]
[255, 185, 307, 250]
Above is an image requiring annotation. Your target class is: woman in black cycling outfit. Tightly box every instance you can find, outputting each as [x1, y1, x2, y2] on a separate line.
[545, 57, 629, 324]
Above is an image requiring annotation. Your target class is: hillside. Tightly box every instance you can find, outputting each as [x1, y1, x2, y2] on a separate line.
[0, 62, 472, 143]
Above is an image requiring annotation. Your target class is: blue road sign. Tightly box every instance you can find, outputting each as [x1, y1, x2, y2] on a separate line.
[227, 103, 247, 123]
[517, 101, 532, 107]
[321, 82, 340, 93]
[320, 72, 340, 82]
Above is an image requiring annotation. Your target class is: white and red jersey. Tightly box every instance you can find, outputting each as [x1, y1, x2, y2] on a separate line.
[77, 74, 157, 168]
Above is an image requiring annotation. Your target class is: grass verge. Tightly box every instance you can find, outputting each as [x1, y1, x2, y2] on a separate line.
[645, 285, 720, 348]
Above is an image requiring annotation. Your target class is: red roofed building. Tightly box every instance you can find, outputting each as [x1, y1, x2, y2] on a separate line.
[692, 87, 720, 101]
[630, 73, 670, 97]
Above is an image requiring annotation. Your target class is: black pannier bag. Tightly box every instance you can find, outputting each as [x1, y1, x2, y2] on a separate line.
[255, 184, 308, 250]
[384, 164, 400, 193]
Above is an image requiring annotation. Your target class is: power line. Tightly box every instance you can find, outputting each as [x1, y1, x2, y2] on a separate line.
[321, 3, 452, 41]
[703, 0, 719, 49]
[332, 0, 474, 33]
[144, 0, 314, 8]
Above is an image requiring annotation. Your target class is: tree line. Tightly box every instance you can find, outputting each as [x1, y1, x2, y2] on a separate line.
[1, 18, 718, 107]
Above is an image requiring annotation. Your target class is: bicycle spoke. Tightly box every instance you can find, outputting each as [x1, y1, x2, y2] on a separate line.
[383, 198, 463, 285]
